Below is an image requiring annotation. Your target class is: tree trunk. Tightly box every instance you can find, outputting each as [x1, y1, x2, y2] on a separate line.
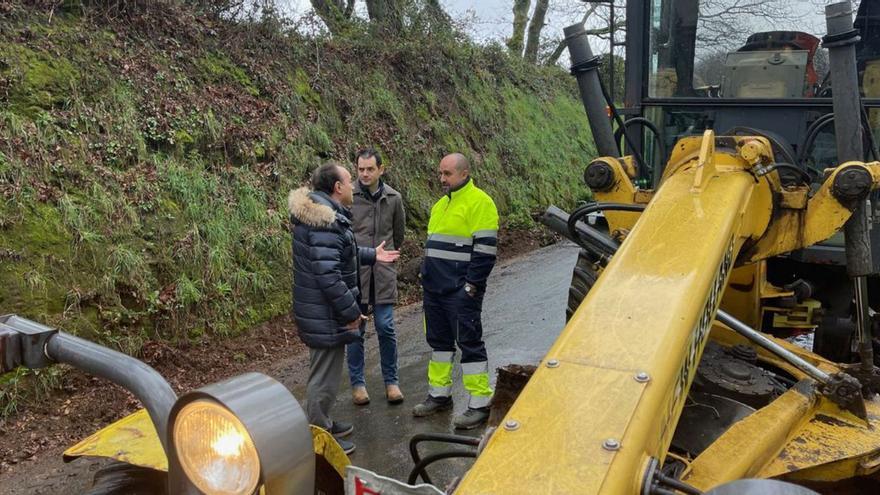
[524, 0, 549, 64]
[310, 0, 352, 34]
[507, 0, 531, 56]
[365, 0, 404, 32]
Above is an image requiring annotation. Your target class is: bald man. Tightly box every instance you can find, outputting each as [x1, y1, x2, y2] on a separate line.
[412, 153, 499, 430]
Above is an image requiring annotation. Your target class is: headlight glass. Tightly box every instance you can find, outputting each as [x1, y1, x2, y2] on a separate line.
[173, 399, 261, 495]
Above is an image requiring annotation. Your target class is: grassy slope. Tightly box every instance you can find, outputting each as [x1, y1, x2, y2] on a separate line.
[0, 5, 594, 355]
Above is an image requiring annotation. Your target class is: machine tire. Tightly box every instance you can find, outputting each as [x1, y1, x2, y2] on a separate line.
[83, 462, 168, 495]
[566, 249, 601, 321]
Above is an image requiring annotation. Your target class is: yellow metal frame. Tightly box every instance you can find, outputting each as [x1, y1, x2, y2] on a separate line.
[455, 131, 880, 494]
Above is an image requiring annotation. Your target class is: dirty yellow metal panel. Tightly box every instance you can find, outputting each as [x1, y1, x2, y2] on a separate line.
[455, 365, 647, 494]
[743, 161, 880, 263]
[721, 264, 763, 328]
[759, 398, 880, 482]
[682, 386, 813, 490]
[311, 425, 351, 477]
[63, 408, 168, 471]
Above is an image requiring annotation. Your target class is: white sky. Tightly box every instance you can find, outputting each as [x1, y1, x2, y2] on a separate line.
[274, 1, 848, 60]
[276, 1, 585, 44]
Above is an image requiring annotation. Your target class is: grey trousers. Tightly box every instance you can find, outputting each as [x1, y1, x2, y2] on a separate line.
[306, 345, 345, 430]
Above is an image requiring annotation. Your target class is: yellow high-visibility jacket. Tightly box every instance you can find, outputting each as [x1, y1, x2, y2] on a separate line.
[421, 178, 499, 294]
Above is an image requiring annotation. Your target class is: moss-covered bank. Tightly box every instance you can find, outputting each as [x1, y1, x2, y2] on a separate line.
[0, 4, 594, 353]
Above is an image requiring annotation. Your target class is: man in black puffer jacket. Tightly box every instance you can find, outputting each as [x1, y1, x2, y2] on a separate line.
[289, 161, 399, 455]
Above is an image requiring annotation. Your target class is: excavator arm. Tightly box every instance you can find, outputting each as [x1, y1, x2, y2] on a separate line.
[455, 131, 880, 494]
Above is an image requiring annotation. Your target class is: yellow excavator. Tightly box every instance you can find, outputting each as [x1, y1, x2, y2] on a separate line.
[4, 1, 880, 494]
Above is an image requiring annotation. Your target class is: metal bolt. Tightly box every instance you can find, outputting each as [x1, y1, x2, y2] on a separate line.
[602, 438, 620, 451]
[832, 166, 872, 203]
[584, 161, 615, 191]
[546, 359, 560, 368]
[634, 372, 650, 383]
[504, 420, 520, 431]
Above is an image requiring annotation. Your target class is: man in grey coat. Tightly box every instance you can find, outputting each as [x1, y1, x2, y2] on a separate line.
[347, 148, 407, 405]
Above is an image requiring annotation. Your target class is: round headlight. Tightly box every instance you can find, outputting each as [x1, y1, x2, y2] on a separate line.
[173, 399, 261, 495]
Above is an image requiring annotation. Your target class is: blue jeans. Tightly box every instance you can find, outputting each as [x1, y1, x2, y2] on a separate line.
[346, 304, 400, 387]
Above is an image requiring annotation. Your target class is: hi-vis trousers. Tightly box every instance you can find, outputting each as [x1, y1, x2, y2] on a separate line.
[423, 288, 493, 409]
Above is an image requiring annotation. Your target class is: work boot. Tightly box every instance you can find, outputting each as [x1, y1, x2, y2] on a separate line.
[412, 395, 452, 417]
[336, 438, 356, 455]
[352, 386, 370, 406]
[453, 407, 490, 430]
[385, 384, 404, 405]
[330, 420, 353, 438]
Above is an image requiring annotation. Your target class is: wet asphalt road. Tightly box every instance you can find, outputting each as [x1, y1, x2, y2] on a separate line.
[284, 242, 579, 489]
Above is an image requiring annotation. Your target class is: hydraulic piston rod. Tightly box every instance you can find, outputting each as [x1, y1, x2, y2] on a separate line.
[716, 310, 831, 384]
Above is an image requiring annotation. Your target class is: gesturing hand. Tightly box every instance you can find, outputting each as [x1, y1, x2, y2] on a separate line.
[375, 240, 400, 263]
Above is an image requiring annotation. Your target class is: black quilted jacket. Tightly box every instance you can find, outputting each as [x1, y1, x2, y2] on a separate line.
[288, 187, 376, 348]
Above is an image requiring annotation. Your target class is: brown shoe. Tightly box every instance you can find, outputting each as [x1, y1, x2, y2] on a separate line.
[352, 386, 370, 406]
[385, 384, 404, 404]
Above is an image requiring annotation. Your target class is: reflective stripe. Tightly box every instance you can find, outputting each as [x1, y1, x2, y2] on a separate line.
[461, 361, 489, 375]
[426, 248, 471, 262]
[472, 229, 498, 239]
[431, 351, 455, 363]
[468, 394, 492, 409]
[428, 233, 473, 246]
[473, 244, 497, 256]
[429, 385, 453, 397]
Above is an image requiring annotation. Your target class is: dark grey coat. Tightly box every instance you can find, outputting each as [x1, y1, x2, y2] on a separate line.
[288, 187, 376, 348]
[351, 180, 405, 305]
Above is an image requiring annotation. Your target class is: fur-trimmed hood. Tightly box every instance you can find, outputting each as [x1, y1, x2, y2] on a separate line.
[288, 187, 339, 229]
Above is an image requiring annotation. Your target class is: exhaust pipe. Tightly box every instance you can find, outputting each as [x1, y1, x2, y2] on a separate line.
[825, 1, 876, 371]
[564, 23, 620, 158]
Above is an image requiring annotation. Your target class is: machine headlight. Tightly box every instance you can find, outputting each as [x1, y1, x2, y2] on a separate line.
[173, 399, 261, 495]
[168, 372, 316, 494]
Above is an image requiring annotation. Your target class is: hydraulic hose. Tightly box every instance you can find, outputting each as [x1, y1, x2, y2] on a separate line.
[614, 117, 667, 174]
[408, 433, 480, 485]
[566, 202, 647, 252]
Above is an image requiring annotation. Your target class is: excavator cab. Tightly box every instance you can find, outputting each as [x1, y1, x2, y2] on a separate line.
[576, 0, 880, 361]
[721, 31, 821, 99]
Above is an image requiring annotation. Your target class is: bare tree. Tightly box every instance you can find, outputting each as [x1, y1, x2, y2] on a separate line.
[365, 0, 450, 32]
[696, 0, 796, 49]
[507, 0, 531, 55]
[309, 0, 355, 34]
[365, 0, 403, 30]
[524, 0, 550, 64]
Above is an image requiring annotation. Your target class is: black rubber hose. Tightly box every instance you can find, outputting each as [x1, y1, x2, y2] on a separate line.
[655, 472, 703, 495]
[407, 433, 480, 485]
[861, 105, 879, 161]
[797, 113, 834, 166]
[597, 77, 649, 181]
[614, 117, 667, 173]
[407, 451, 478, 485]
[567, 202, 647, 252]
[764, 163, 813, 185]
[798, 112, 878, 167]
